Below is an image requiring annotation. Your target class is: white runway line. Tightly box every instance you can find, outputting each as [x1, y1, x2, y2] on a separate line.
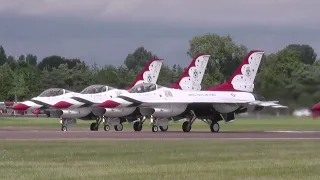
[265, 130, 320, 133]
[3, 137, 320, 141]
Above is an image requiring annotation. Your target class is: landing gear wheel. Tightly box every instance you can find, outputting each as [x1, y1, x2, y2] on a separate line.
[133, 121, 142, 131]
[160, 125, 168, 132]
[90, 122, 98, 131]
[104, 124, 110, 131]
[182, 121, 191, 132]
[152, 125, 159, 132]
[210, 122, 220, 133]
[114, 124, 123, 131]
[61, 125, 67, 132]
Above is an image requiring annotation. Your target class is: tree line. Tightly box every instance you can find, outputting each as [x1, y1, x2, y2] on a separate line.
[0, 33, 319, 110]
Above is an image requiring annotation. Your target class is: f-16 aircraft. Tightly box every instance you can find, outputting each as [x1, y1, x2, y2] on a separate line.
[98, 50, 288, 132]
[11, 58, 163, 129]
[12, 88, 79, 117]
[51, 54, 210, 131]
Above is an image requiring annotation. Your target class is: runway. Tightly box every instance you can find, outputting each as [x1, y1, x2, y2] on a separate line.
[1, 127, 320, 140]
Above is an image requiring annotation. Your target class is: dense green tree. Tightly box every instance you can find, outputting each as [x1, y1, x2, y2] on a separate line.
[285, 64, 320, 107]
[6, 55, 17, 70]
[8, 73, 28, 100]
[286, 44, 317, 65]
[157, 65, 174, 86]
[116, 65, 136, 89]
[256, 48, 303, 106]
[124, 47, 158, 71]
[37, 56, 83, 71]
[18, 55, 25, 62]
[171, 64, 184, 84]
[95, 65, 119, 87]
[260, 49, 301, 89]
[0, 63, 14, 100]
[0, 46, 7, 65]
[26, 54, 37, 66]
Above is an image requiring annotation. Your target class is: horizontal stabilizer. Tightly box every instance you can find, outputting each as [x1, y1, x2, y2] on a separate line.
[249, 101, 288, 108]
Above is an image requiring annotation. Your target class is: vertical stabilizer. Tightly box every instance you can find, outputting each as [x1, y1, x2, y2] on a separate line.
[169, 54, 210, 91]
[126, 59, 163, 90]
[208, 50, 264, 92]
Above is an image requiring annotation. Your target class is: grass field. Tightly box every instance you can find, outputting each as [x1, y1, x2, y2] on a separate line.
[0, 116, 320, 131]
[0, 117, 320, 179]
[0, 140, 320, 180]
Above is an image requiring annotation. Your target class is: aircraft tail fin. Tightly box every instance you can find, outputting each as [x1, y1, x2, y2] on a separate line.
[208, 50, 264, 92]
[169, 54, 210, 91]
[126, 58, 163, 90]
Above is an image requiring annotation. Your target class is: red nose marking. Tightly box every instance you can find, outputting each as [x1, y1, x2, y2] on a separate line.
[12, 103, 30, 111]
[52, 101, 73, 108]
[98, 100, 120, 108]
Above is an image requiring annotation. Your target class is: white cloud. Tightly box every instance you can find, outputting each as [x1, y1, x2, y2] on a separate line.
[0, 0, 319, 28]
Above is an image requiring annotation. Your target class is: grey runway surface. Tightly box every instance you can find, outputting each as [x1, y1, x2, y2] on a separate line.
[1, 127, 320, 140]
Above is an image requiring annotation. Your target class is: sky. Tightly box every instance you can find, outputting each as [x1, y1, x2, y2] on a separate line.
[0, 0, 319, 68]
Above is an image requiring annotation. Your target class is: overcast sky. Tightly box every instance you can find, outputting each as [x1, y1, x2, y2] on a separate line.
[0, 0, 319, 67]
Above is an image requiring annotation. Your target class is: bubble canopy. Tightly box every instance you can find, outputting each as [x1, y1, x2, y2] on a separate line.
[128, 83, 162, 93]
[38, 88, 72, 97]
[80, 85, 114, 94]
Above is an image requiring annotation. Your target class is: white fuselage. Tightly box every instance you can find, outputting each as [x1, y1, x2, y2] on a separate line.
[57, 89, 137, 119]
[22, 92, 81, 111]
[108, 87, 256, 117]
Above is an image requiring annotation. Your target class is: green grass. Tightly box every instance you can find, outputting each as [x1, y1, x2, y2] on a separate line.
[0, 140, 320, 180]
[0, 116, 320, 131]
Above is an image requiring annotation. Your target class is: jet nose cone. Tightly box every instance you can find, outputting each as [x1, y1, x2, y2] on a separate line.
[52, 101, 73, 108]
[12, 103, 30, 111]
[312, 104, 320, 111]
[98, 100, 120, 108]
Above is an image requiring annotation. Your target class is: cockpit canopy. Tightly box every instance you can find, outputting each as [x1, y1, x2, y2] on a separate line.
[80, 85, 114, 94]
[38, 88, 72, 97]
[128, 83, 161, 93]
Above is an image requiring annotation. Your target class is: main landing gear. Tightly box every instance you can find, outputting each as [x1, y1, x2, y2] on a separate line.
[181, 110, 197, 132]
[183, 119, 220, 133]
[89, 117, 103, 131]
[102, 123, 123, 132]
[87, 116, 123, 132]
[132, 116, 169, 132]
[60, 118, 77, 132]
[61, 125, 67, 132]
[151, 117, 169, 132]
[133, 120, 143, 131]
[151, 125, 168, 132]
[100, 116, 123, 132]
[209, 121, 220, 132]
[181, 110, 220, 133]
[200, 119, 220, 133]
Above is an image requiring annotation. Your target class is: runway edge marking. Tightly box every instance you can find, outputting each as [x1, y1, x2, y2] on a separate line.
[2, 137, 320, 141]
